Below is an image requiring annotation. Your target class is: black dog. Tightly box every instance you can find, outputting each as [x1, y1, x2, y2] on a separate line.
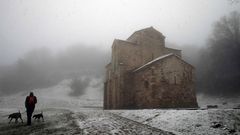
[8, 111, 23, 123]
[33, 112, 44, 121]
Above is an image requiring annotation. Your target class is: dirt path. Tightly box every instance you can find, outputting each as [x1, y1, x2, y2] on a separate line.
[0, 108, 174, 135]
[76, 110, 174, 135]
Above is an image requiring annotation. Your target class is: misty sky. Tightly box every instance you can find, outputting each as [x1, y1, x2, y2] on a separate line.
[0, 0, 240, 65]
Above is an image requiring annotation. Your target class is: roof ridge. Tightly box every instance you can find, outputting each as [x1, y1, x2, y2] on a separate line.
[127, 27, 165, 41]
[134, 26, 154, 32]
[114, 39, 137, 45]
[133, 53, 174, 72]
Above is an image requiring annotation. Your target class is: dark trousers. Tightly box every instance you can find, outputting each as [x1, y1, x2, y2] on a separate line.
[26, 108, 34, 125]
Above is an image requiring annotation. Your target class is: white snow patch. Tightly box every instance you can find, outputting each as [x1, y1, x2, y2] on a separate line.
[111, 109, 240, 135]
[197, 93, 240, 109]
[0, 79, 103, 111]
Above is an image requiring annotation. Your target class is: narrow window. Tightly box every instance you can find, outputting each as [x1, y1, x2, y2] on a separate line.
[144, 81, 149, 88]
[174, 75, 177, 84]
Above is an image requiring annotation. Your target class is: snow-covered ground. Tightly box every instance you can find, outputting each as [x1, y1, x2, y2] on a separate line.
[0, 108, 81, 135]
[111, 109, 240, 135]
[197, 93, 240, 109]
[75, 110, 174, 135]
[0, 79, 103, 111]
[0, 80, 240, 135]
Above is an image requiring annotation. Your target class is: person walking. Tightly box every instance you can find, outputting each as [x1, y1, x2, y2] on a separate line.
[25, 92, 37, 125]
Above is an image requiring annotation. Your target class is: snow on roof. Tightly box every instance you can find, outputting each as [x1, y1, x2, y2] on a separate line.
[133, 53, 174, 72]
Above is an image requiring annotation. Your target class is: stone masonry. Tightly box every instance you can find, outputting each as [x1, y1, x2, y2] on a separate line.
[104, 27, 198, 109]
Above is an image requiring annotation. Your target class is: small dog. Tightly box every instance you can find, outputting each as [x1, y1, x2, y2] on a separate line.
[33, 112, 44, 121]
[8, 110, 23, 123]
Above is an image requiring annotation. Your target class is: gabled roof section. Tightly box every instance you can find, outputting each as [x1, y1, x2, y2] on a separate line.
[114, 39, 136, 45]
[112, 39, 137, 48]
[165, 47, 181, 51]
[133, 53, 173, 72]
[127, 26, 165, 41]
[134, 26, 164, 36]
[133, 53, 194, 72]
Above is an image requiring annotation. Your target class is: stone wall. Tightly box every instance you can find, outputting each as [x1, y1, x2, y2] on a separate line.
[113, 40, 142, 71]
[133, 55, 198, 108]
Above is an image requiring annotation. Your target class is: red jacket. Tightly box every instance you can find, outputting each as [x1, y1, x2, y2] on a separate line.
[25, 96, 37, 109]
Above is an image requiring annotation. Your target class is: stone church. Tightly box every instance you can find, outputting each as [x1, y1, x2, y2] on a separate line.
[104, 27, 198, 109]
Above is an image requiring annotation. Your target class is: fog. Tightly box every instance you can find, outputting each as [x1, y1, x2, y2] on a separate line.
[0, 46, 109, 95]
[1, 0, 239, 65]
[0, 0, 240, 96]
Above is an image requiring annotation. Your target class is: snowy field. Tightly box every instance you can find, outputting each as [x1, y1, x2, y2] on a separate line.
[111, 109, 240, 135]
[0, 79, 240, 135]
[0, 108, 81, 135]
[0, 79, 103, 111]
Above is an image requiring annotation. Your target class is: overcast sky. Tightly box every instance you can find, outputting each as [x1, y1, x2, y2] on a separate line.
[0, 0, 239, 65]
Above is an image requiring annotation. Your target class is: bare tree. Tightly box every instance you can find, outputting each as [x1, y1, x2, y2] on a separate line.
[228, 0, 240, 4]
[198, 11, 240, 95]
